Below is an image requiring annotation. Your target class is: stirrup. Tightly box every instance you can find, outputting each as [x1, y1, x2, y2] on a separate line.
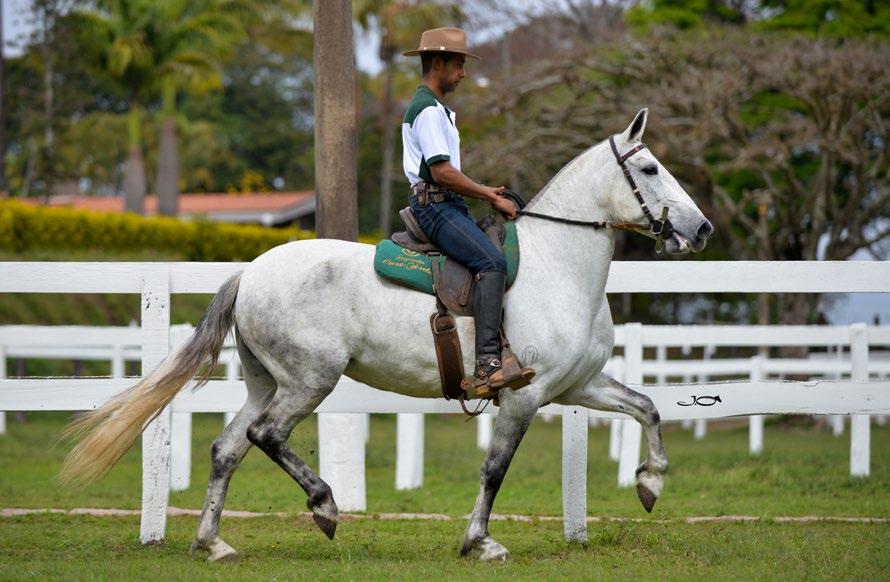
[462, 352, 536, 399]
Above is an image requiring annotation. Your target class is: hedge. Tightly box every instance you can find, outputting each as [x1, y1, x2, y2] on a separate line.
[0, 200, 378, 261]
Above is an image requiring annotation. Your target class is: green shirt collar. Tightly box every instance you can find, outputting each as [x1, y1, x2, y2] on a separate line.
[416, 84, 452, 112]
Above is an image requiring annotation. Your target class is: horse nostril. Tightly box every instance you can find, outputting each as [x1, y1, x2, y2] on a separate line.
[697, 220, 713, 239]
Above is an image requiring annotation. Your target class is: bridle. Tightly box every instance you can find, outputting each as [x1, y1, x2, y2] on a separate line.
[517, 135, 675, 251]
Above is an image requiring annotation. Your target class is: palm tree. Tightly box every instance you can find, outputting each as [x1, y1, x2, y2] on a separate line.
[75, 0, 244, 214]
[153, 0, 245, 216]
[354, 1, 463, 235]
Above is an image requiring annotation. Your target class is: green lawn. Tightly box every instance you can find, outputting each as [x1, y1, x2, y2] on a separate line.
[1, 515, 886, 580]
[2, 413, 888, 517]
[1, 413, 888, 579]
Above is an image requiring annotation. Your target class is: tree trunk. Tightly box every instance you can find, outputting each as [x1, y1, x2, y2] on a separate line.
[124, 106, 146, 214]
[313, 0, 357, 241]
[378, 59, 395, 235]
[502, 35, 519, 191]
[124, 146, 146, 214]
[41, 5, 54, 199]
[0, 1, 6, 193]
[157, 117, 180, 216]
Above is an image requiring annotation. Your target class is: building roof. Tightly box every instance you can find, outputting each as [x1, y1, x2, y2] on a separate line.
[27, 192, 316, 226]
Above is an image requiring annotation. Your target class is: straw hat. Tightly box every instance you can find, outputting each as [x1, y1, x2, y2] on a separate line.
[402, 27, 481, 60]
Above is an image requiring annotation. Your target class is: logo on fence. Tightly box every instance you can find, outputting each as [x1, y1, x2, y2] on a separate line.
[677, 395, 722, 407]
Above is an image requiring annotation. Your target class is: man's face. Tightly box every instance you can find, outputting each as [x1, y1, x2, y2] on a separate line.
[437, 55, 466, 95]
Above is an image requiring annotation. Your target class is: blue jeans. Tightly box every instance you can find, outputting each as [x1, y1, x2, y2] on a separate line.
[409, 193, 506, 275]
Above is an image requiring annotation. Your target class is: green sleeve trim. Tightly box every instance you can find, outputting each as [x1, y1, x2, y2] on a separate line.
[426, 154, 450, 165]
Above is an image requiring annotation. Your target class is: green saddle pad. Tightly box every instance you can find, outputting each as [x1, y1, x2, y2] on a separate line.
[374, 221, 519, 294]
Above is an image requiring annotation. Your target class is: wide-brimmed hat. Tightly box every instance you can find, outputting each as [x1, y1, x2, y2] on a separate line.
[402, 27, 481, 60]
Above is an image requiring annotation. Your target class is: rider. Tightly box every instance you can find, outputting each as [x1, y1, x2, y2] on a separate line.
[401, 27, 534, 394]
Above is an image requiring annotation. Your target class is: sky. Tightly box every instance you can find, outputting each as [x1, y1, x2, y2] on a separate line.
[3, 0, 31, 56]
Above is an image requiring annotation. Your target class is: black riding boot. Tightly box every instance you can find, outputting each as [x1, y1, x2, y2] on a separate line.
[470, 271, 535, 397]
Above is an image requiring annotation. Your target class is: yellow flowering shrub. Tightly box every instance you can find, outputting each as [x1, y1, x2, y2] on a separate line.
[0, 200, 378, 261]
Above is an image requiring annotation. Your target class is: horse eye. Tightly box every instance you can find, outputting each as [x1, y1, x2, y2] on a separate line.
[642, 165, 658, 176]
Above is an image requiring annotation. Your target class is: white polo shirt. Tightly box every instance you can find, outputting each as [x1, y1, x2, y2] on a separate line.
[402, 85, 461, 186]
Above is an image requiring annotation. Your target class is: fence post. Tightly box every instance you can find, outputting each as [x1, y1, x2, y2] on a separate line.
[395, 413, 424, 490]
[169, 325, 193, 493]
[140, 271, 172, 545]
[0, 346, 6, 436]
[749, 355, 764, 455]
[693, 344, 713, 440]
[111, 344, 125, 380]
[850, 323, 870, 478]
[617, 323, 642, 487]
[830, 343, 845, 436]
[607, 356, 624, 462]
[680, 344, 693, 430]
[562, 405, 588, 542]
[477, 413, 492, 450]
[318, 413, 366, 511]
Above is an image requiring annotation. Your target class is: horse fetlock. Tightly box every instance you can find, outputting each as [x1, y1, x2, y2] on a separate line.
[190, 537, 238, 562]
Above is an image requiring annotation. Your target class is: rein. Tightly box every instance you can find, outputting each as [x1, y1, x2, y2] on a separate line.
[517, 135, 675, 251]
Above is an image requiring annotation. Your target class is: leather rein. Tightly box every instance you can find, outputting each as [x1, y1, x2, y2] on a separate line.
[517, 136, 675, 251]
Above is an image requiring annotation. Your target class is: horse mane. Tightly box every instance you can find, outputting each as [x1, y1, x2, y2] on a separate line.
[521, 139, 607, 212]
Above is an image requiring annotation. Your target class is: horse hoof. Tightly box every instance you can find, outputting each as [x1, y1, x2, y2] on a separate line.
[479, 539, 510, 562]
[312, 507, 337, 540]
[190, 537, 238, 562]
[636, 482, 657, 513]
[462, 537, 510, 562]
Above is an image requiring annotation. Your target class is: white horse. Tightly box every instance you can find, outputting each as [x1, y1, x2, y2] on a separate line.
[61, 108, 712, 562]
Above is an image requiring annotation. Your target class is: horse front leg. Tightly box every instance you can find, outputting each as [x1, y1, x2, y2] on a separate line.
[554, 373, 668, 512]
[461, 389, 539, 562]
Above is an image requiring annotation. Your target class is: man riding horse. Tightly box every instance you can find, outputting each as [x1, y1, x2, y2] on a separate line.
[402, 27, 534, 395]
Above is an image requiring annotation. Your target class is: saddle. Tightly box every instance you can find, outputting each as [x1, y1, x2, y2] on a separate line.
[391, 209, 511, 317]
[374, 206, 520, 405]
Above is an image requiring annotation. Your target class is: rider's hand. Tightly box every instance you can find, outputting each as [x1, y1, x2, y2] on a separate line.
[491, 192, 518, 219]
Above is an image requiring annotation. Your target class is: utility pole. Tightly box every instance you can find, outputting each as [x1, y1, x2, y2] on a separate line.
[314, 0, 362, 513]
[314, 0, 358, 241]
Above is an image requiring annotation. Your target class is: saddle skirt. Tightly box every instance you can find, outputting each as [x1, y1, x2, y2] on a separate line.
[373, 211, 519, 317]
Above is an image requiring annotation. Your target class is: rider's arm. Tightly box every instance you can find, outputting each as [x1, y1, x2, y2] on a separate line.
[430, 161, 517, 218]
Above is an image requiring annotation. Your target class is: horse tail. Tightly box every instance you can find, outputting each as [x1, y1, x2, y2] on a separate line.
[59, 272, 243, 486]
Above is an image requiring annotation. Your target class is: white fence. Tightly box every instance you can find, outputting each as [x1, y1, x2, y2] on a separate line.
[1, 260, 889, 545]
[4, 323, 888, 491]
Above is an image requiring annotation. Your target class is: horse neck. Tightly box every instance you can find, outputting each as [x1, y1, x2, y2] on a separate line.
[514, 145, 619, 297]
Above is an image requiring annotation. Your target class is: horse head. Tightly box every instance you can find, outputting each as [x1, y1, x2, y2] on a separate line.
[606, 108, 712, 254]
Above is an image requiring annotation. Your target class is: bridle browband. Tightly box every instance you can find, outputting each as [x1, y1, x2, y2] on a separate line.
[518, 135, 675, 251]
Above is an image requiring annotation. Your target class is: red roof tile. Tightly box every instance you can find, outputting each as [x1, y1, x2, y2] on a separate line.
[29, 192, 315, 215]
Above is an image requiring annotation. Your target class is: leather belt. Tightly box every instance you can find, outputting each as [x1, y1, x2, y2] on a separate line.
[410, 181, 459, 206]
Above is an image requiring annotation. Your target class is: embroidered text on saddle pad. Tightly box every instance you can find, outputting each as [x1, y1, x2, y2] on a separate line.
[374, 221, 519, 294]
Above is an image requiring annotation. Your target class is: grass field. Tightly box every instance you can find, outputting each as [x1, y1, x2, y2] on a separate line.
[1, 413, 888, 579]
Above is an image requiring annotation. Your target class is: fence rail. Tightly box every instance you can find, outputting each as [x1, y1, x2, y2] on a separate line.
[1, 260, 889, 545]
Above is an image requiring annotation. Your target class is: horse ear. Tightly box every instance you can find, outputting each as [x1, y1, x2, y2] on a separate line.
[622, 108, 648, 142]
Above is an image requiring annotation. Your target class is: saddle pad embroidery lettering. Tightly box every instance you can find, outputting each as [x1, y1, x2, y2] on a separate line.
[374, 221, 519, 294]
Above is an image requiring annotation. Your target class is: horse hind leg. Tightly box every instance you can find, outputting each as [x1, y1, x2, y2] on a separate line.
[554, 373, 668, 513]
[246, 358, 344, 540]
[191, 334, 276, 561]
